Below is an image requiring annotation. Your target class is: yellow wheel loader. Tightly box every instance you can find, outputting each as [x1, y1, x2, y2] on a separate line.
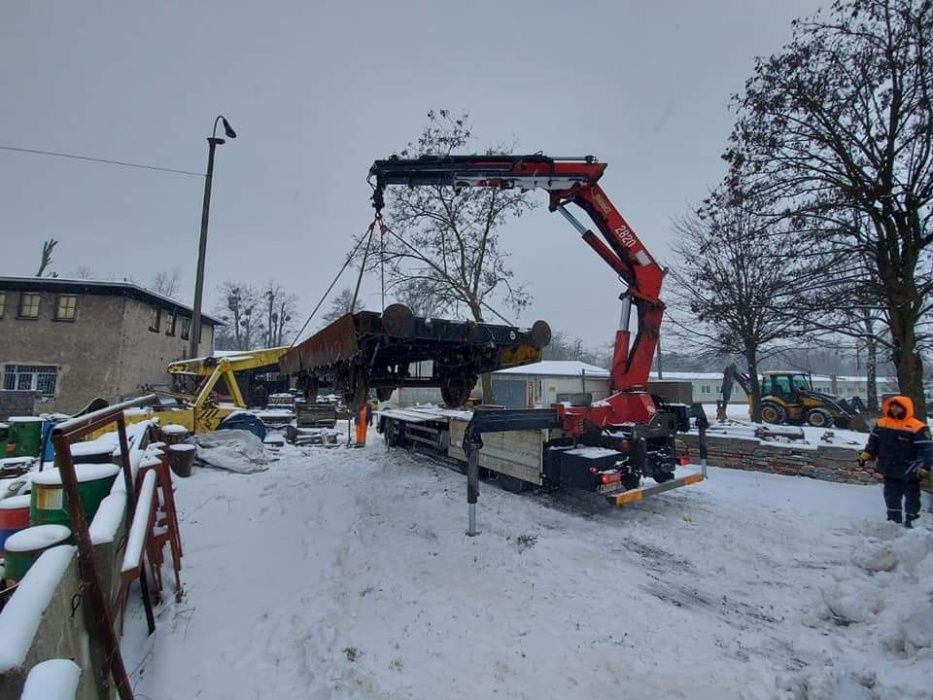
[718, 365, 869, 432]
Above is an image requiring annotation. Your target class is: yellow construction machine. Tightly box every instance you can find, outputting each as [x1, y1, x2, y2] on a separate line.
[718, 364, 869, 431]
[155, 347, 291, 433]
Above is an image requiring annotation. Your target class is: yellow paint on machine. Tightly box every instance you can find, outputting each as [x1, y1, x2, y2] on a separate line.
[606, 472, 704, 506]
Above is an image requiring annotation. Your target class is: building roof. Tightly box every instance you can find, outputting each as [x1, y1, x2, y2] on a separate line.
[0, 275, 223, 325]
[495, 361, 610, 378]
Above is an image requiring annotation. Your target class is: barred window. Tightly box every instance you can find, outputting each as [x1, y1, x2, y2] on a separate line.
[18, 293, 40, 318]
[3, 364, 58, 398]
[55, 294, 77, 321]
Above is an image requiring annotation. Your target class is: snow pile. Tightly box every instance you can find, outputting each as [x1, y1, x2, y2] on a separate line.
[122, 469, 156, 574]
[89, 492, 127, 545]
[21, 658, 81, 700]
[0, 545, 76, 672]
[192, 430, 271, 473]
[788, 524, 933, 698]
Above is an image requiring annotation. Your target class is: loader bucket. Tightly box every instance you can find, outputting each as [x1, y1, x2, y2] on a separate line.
[834, 413, 870, 433]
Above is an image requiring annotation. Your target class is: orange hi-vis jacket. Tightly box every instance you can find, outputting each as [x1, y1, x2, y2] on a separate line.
[864, 395, 933, 479]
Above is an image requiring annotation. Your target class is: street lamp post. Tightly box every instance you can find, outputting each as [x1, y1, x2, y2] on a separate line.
[188, 115, 237, 359]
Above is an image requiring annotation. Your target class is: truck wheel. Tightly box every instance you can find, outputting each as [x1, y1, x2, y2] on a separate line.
[760, 402, 786, 424]
[805, 408, 833, 428]
[497, 473, 527, 493]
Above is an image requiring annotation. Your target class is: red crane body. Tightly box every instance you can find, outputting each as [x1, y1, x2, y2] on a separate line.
[370, 154, 665, 436]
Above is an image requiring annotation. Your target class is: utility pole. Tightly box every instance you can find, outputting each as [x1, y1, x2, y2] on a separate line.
[189, 115, 237, 359]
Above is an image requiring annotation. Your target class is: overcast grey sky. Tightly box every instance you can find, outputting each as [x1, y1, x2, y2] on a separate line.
[1, 0, 822, 346]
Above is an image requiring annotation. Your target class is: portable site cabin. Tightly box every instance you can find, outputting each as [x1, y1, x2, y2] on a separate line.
[491, 361, 611, 409]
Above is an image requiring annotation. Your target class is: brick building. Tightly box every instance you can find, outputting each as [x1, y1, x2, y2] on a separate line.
[0, 276, 221, 413]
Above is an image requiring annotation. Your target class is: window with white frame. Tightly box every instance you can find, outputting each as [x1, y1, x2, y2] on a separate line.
[3, 364, 58, 398]
[55, 294, 77, 321]
[18, 293, 40, 318]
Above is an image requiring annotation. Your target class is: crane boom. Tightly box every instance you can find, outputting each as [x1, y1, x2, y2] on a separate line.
[369, 154, 665, 427]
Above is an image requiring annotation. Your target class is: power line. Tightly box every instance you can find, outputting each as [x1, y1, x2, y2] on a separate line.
[0, 144, 205, 177]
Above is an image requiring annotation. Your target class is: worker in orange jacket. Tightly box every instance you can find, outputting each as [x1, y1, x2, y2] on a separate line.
[859, 395, 932, 528]
[354, 404, 368, 446]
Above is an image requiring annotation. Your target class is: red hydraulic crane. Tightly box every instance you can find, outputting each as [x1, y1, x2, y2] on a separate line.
[369, 154, 666, 436]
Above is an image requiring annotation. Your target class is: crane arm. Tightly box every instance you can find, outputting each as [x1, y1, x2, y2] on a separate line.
[369, 154, 665, 390]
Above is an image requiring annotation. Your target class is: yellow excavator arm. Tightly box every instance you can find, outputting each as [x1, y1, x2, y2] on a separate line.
[164, 346, 292, 433]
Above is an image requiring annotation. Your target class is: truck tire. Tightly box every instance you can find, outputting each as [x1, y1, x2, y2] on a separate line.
[497, 473, 527, 493]
[805, 408, 833, 428]
[760, 402, 786, 424]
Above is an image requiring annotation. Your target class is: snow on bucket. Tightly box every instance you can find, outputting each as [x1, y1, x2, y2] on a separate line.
[3, 524, 71, 583]
[69, 440, 116, 464]
[160, 424, 190, 446]
[0, 495, 31, 553]
[30, 463, 121, 529]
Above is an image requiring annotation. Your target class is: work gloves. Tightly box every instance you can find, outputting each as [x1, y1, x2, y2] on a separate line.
[857, 451, 873, 467]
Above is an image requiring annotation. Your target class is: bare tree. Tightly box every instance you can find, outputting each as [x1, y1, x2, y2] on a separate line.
[36, 239, 58, 277]
[725, 0, 933, 415]
[261, 281, 299, 347]
[213, 283, 260, 351]
[320, 288, 365, 327]
[73, 265, 95, 280]
[376, 109, 535, 402]
[669, 195, 806, 421]
[151, 268, 182, 300]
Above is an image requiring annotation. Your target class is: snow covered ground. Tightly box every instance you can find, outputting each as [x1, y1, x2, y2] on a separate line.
[122, 429, 933, 700]
[701, 403, 870, 448]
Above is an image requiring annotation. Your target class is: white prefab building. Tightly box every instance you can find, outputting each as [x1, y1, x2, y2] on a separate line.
[492, 361, 611, 409]
[648, 371, 898, 405]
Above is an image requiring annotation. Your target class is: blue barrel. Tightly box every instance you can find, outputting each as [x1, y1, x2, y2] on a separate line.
[40, 420, 58, 462]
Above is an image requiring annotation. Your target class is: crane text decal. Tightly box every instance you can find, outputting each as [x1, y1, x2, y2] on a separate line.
[615, 223, 638, 248]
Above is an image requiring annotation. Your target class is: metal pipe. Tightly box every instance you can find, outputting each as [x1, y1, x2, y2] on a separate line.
[619, 293, 633, 331]
[189, 137, 218, 359]
[53, 394, 156, 435]
[556, 204, 588, 234]
[466, 448, 479, 536]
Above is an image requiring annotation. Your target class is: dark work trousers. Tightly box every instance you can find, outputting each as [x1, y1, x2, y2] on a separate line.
[883, 477, 921, 524]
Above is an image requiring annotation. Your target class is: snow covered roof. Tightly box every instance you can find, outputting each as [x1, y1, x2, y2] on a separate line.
[0, 275, 223, 325]
[495, 361, 610, 378]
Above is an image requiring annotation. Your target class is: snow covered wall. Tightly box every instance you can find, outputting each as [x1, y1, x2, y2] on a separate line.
[680, 434, 881, 484]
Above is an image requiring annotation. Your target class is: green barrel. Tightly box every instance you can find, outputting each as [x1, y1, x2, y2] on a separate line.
[3, 524, 71, 582]
[30, 464, 121, 528]
[7, 417, 43, 457]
